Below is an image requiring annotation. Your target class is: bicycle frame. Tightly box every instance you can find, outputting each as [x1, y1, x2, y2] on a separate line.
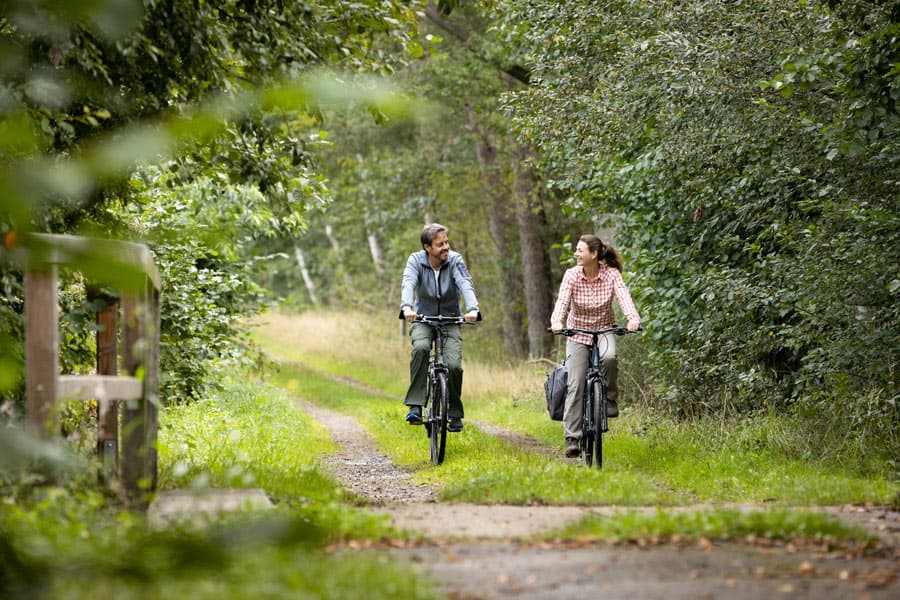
[424, 323, 451, 427]
[412, 314, 478, 465]
[553, 326, 635, 468]
[416, 315, 465, 401]
[583, 331, 611, 467]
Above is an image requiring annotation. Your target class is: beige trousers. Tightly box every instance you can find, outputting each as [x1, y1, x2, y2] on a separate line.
[562, 335, 618, 439]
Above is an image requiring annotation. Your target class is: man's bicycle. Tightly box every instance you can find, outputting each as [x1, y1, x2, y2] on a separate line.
[553, 326, 638, 468]
[412, 314, 478, 465]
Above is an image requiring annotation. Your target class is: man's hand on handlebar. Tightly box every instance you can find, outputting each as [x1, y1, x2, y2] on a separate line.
[464, 310, 480, 324]
[402, 306, 417, 323]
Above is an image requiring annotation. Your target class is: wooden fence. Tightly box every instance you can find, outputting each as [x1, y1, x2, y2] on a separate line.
[22, 233, 161, 503]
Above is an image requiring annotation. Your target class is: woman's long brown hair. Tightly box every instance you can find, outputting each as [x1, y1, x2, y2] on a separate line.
[580, 234, 624, 272]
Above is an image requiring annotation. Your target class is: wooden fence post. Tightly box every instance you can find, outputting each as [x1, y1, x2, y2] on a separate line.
[120, 284, 161, 503]
[144, 286, 160, 492]
[22, 233, 161, 504]
[121, 293, 143, 502]
[94, 294, 119, 480]
[25, 266, 58, 438]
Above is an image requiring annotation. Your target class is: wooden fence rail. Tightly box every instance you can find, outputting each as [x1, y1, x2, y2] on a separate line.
[21, 233, 161, 504]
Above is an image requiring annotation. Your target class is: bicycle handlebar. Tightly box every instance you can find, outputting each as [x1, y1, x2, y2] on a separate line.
[550, 326, 639, 336]
[413, 313, 482, 325]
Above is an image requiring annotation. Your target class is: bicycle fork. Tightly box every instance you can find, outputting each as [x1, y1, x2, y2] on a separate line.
[585, 372, 609, 436]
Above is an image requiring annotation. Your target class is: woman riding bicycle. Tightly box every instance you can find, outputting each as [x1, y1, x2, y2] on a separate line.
[550, 234, 640, 458]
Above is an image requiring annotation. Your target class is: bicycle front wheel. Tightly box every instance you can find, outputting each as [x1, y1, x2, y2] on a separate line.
[592, 382, 604, 469]
[582, 384, 594, 467]
[429, 371, 449, 465]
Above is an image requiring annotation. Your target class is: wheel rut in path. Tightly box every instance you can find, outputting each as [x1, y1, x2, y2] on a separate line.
[296, 398, 438, 505]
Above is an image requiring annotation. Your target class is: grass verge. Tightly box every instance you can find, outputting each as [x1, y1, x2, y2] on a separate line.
[548, 508, 875, 549]
[0, 490, 439, 600]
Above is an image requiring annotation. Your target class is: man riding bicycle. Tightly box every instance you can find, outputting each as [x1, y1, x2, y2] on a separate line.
[400, 223, 481, 432]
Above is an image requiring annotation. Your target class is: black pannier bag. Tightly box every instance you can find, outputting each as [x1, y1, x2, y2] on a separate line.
[544, 363, 567, 421]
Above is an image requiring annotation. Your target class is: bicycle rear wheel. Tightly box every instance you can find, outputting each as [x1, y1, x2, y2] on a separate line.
[428, 371, 449, 465]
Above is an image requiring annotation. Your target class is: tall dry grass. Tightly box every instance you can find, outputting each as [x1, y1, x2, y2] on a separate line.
[250, 309, 545, 400]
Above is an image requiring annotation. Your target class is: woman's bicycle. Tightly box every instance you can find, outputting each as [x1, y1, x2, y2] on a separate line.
[553, 326, 638, 469]
[412, 314, 478, 465]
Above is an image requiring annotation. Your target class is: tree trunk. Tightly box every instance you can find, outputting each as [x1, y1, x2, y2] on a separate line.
[293, 245, 319, 305]
[470, 111, 527, 358]
[325, 223, 353, 287]
[514, 146, 554, 359]
[367, 230, 386, 273]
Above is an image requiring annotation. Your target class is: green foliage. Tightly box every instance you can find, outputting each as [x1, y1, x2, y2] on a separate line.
[0, 269, 24, 400]
[0, 488, 437, 600]
[112, 169, 275, 400]
[0, 0, 425, 402]
[496, 0, 899, 460]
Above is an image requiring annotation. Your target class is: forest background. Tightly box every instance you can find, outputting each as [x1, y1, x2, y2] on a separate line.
[0, 0, 897, 470]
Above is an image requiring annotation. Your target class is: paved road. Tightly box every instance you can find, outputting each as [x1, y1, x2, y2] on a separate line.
[381, 540, 897, 600]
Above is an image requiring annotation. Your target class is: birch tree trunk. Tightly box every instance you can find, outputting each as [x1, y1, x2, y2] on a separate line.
[325, 223, 353, 287]
[367, 230, 386, 273]
[293, 245, 319, 305]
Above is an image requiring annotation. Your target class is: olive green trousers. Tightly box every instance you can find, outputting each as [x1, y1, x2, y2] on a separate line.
[403, 322, 464, 419]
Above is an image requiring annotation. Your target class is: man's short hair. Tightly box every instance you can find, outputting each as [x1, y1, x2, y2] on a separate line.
[421, 223, 448, 247]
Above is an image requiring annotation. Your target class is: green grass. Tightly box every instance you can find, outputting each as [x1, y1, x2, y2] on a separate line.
[549, 508, 874, 546]
[158, 383, 339, 500]
[273, 361, 683, 505]
[251, 317, 409, 398]
[157, 381, 402, 538]
[257, 314, 899, 508]
[158, 385, 340, 501]
[609, 412, 898, 505]
[0, 491, 439, 600]
[1, 381, 441, 600]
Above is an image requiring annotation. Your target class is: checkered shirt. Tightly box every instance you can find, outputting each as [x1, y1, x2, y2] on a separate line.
[550, 264, 641, 346]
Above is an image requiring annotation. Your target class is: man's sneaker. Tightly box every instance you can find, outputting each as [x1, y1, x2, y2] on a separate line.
[448, 417, 463, 432]
[565, 437, 579, 458]
[405, 406, 423, 425]
[607, 400, 619, 418]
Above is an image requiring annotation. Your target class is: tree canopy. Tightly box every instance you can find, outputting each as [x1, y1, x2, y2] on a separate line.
[1, 0, 896, 458]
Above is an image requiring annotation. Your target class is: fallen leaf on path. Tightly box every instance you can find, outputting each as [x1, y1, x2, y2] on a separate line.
[798, 560, 814, 576]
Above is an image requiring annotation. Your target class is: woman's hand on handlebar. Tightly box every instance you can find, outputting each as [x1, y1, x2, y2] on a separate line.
[627, 321, 640, 332]
[550, 321, 564, 333]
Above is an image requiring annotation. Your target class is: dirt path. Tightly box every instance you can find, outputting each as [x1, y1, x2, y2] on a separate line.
[299, 397, 899, 599]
